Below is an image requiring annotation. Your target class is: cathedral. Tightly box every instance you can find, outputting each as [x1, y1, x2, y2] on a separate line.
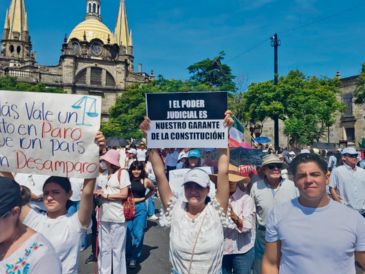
[0, 0, 152, 118]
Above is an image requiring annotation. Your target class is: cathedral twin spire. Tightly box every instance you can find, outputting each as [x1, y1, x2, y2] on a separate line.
[114, 0, 133, 49]
[3, 0, 29, 41]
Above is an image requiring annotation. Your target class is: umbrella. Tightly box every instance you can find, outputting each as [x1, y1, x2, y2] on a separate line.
[254, 136, 271, 144]
[230, 147, 265, 166]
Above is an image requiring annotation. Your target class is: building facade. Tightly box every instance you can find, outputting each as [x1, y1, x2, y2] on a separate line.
[0, 0, 152, 118]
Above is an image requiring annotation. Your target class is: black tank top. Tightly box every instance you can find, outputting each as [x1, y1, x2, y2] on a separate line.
[130, 179, 146, 198]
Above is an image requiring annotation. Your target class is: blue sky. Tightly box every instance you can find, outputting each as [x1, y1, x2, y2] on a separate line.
[1, 0, 365, 90]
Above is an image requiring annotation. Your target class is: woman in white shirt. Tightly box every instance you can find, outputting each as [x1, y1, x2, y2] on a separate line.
[94, 149, 131, 274]
[140, 112, 233, 274]
[0, 177, 62, 274]
[216, 165, 256, 274]
[2, 132, 106, 274]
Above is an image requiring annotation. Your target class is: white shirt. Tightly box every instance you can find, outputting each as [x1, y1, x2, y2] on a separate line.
[266, 198, 365, 274]
[0, 233, 62, 274]
[100, 170, 131, 223]
[136, 148, 147, 162]
[164, 197, 231, 274]
[224, 188, 256, 255]
[250, 178, 298, 226]
[329, 164, 365, 213]
[69, 177, 84, 202]
[23, 210, 86, 274]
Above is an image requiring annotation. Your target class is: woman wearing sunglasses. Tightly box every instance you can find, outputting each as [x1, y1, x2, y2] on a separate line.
[0, 177, 61, 274]
[250, 153, 298, 274]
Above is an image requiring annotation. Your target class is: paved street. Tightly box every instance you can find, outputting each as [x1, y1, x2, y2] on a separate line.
[79, 219, 171, 274]
[79, 218, 364, 274]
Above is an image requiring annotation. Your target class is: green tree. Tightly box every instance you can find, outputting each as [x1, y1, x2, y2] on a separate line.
[0, 76, 64, 93]
[354, 64, 365, 104]
[242, 70, 343, 146]
[101, 77, 220, 138]
[187, 51, 236, 91]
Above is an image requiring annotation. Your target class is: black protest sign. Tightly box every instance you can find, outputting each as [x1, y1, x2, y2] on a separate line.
[146, 92, 228, 148]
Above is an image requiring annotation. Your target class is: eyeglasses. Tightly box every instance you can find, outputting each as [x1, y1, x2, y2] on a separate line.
[267, 164, 283, 170]
[344, 154, 358, 158]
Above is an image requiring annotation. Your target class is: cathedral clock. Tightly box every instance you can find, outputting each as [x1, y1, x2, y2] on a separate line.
[91, 41, 103, 56]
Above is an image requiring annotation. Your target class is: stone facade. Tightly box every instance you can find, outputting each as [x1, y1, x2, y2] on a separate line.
[0, 0, 152, 119]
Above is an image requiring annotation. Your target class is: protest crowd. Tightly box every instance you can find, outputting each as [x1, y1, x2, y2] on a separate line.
[1, 111, 365, 274]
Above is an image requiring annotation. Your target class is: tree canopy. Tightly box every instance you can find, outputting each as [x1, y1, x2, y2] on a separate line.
[187, 51, 236, 91]
[101, 76, 222, 138]
[354, 63, 365, 104]
[242, 70, 343, 146]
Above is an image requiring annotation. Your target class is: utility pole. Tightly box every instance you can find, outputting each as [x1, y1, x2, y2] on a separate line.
[271, 33, 280, 151]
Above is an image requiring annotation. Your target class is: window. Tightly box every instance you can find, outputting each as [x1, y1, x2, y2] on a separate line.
[75, 69, 86, 84]
[90, 67, 102, 86]
[345, 128, 355, 142]
[17, 46, 21, 54]
[93, 3, 96, 13]
[106, 71, 115, 86]
[9, 45, 14, 53]
[342, 93, 353, 117]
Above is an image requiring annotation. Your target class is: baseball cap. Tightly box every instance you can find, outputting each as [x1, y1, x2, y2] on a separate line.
[183, 168, 210, 188]
[0, 177, 22, 217]
[341, 147, 358, 156]
[188, 149, 201, 158]
[178, 151, 188, 162]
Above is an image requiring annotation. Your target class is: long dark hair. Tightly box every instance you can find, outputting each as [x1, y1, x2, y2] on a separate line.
[128, 160, 146, 181]
[43, 176, 73, 209]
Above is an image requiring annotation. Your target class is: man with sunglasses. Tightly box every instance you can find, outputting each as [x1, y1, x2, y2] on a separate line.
[329, 147, 365, 217]
[250, 154, 298, 274]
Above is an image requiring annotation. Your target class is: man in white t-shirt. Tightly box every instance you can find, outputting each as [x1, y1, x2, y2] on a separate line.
[262, 153, 365, 274]
[250, 154, 298, 274]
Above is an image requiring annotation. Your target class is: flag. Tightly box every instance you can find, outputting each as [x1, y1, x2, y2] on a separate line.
[229, 115, 245, 148]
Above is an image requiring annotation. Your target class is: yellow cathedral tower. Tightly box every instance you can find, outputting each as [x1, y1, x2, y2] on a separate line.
[0, 0, 152, 118]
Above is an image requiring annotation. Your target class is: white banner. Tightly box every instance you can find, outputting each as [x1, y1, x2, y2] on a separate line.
[0, 90, 101, 178]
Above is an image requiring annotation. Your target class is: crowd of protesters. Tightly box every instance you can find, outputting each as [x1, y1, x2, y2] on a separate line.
[1, 118, 365, 274]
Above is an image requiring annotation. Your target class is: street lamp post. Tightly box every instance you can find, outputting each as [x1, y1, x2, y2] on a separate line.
[271, 33, 280, 151]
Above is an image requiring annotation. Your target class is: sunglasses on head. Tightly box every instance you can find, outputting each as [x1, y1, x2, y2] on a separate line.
[344, 154, 357, 158]
[267, 163, 283, 170]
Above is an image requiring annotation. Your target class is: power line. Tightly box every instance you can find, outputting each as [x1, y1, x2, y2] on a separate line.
[227, 0, 365, 62]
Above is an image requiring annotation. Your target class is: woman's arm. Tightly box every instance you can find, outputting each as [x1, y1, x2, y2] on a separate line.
[140, 117, 173, 210]
[144, 178, 155, 200]
[214, 111, 233, 213]
[148, 149, 173, 209]
[78, 131, 105, 228]
[78, 178, 96, 228]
